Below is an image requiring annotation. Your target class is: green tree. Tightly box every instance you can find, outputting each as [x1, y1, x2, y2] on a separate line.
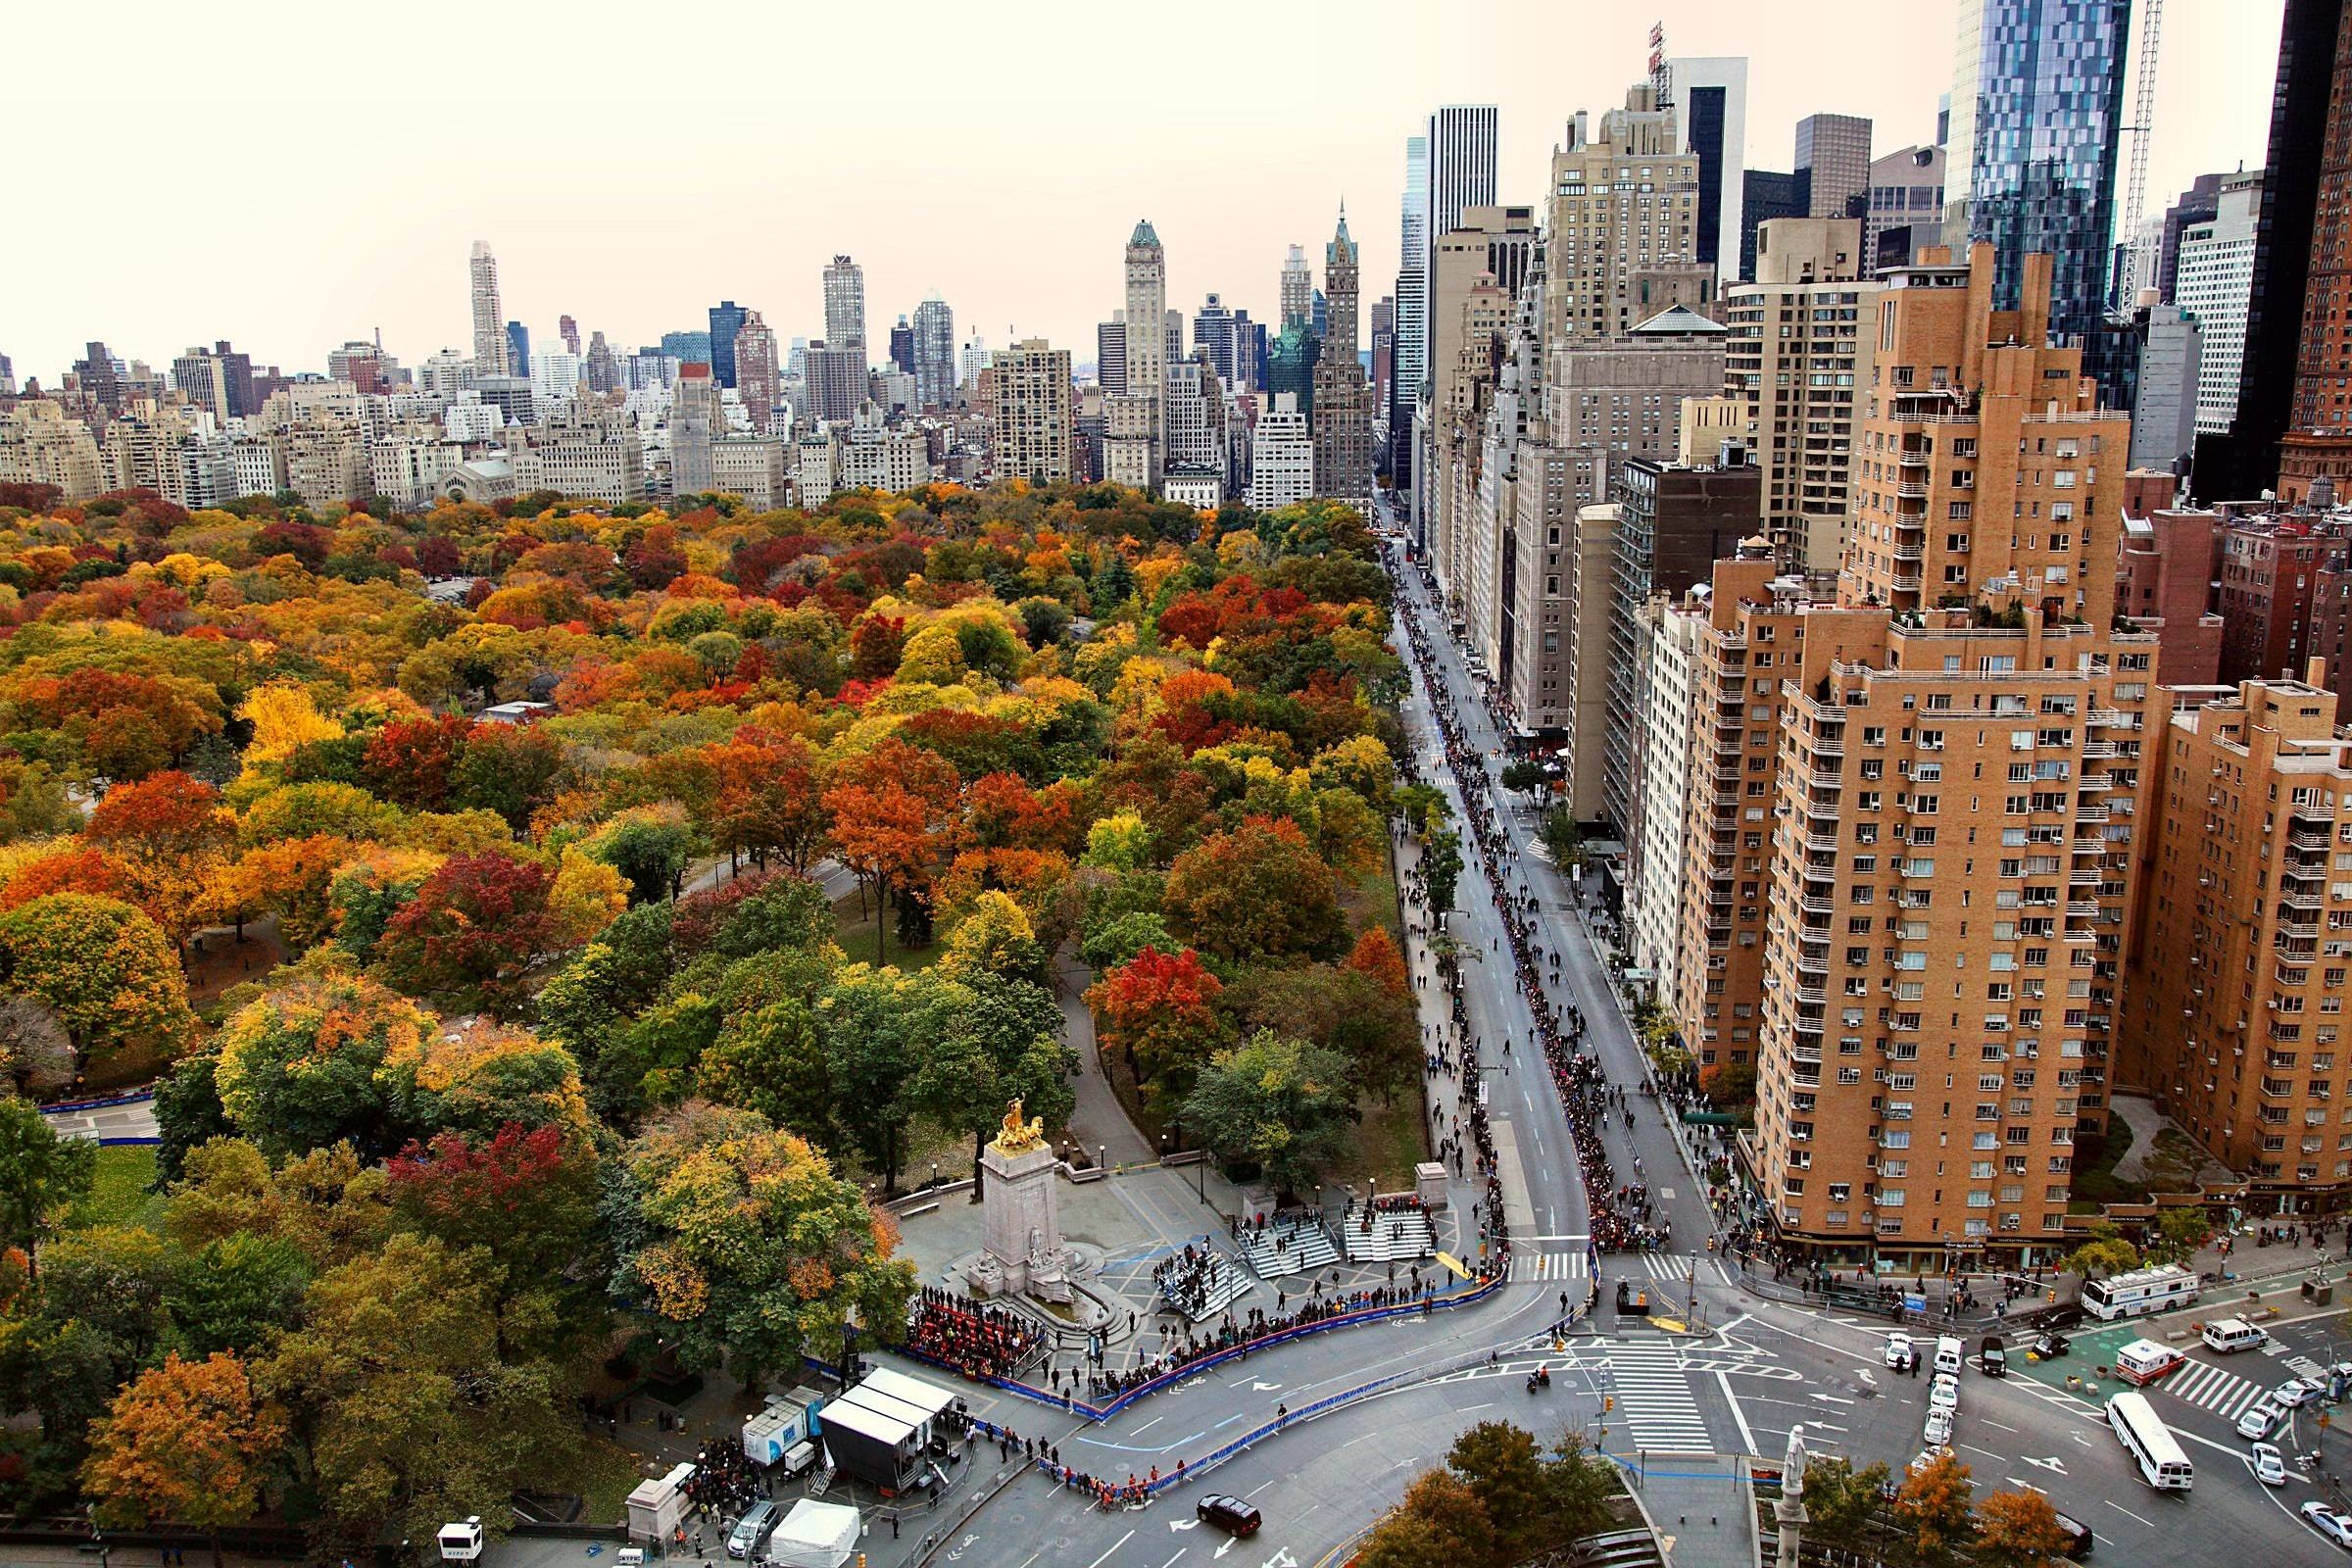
[167, 1232, 313, 1358]
[0, 1095, 96, 1260]
[1539, 806, 1586, 870]
[904, 969, 1074, 1198]
[584, 804, 696, 906]
[258, 1232, 573, 1554]
[1445, 1420, 1554, 1562]
[1499, 760, 1545, 796]
[696, 999, 835, 1147]
[2146, 1205, 2213, 1267]
[1423, 828, 1463, 914]
[1798, 1456, 1892, 1547]
[1183, 1030, 1356, 1194]
[2060, 1223, 2140, 1281]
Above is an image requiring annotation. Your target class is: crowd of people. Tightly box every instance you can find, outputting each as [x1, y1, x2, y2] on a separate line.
[1038, 1275, 1450, 1405]
[675, 1437, 771, 1547]
[906, 1289, 1046, 1380]
[1386, 541, 1672, 1265]
[1152, 1240, 1242, 1320]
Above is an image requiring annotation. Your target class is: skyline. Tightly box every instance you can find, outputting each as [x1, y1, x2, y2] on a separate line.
[6, 0, 2282, 384]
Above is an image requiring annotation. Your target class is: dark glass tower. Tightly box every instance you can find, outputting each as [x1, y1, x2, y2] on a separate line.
[505, 320, 530, 380]
[709, 300, 748, 389]
[1950, 0, 2132, 351]
[1684, 84, 1730, 270]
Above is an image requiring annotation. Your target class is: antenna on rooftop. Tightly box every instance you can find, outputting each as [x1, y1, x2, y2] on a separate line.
[1649, 22, 1672, 105]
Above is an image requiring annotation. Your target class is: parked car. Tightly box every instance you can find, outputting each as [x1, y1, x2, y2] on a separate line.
[1886, 1332, 1917, 1371]
[2051, 1510, 2095, 1560]
[1197, 1495, 1262, 1538]
[2252, 1443, 2288, 1487]
[2277, 1376, 2327, 1409]
[727, 1500, 782, 1561]
[2238, 1401, 2283, 1442]
[2301, 1501, 2352, 1550]
[1929, 1373, 1961, 1413]
[1924, 1405, 1954, 1446]
[2033, 1331, 2073, 1359]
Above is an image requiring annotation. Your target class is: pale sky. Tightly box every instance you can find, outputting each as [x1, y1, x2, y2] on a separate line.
[4, 0, 2283, 386]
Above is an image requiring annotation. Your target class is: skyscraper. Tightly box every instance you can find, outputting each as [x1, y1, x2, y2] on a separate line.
[1669, 58, 1749, 277]
[1280, 245, 1315, 331]
[890, 317, 915, 376]
[735, 311, 780, 433]
[1414, 106, 1500, 538]
[823, 256, 866, 354]
[1944, 0, 2132, 348]
[994, 339, 1074, 484]
[2193, 0, 2344, 502]
[1864, 144, 1949, 273]
[2278, 1, 2352, 499]
[1193, 294, 1241, 387]
[1312, 207, 1374, 512]
[1394, 133, 1430, 483]
[709, 301, 748, 389]
[2177, 172, 2261, 436]
[1794, 114, 1873, 220]
[559, 315, 581, 357]
[1122, 220, 1167, 485]
[469, 241, 508, 376]
[1545, 86, 1709, 344]
[805, 341, 864, 425]
[1096, 316, 1127, 397]
[506, 321, 531, 381]
[912, 294, 956, 411]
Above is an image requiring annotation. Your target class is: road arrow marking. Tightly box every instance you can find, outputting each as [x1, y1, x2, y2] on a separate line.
[1214, 1539, 1234, 1559]
[1250, 1381, 1283, 1392]
[2021, 1456, 2067, 1474]
[1170, 1519, 1200, 1532]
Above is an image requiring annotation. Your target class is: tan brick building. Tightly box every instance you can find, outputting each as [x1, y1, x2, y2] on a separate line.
[1842, 245, 2131, 622]
[2125, 673, 2352, 1212]
[1705, 239, 2157, 1267]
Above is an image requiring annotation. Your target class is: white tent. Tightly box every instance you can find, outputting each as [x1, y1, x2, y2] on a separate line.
[764, 1499, 861, 1568]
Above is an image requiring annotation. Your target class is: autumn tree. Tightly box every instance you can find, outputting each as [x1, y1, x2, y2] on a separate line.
[610, 1102, 917, 1382]
[1797, 1456, 1893, 1548]
[1891, 1450, 1977, 1568]
[709, 737, 828, 872]
[1223, 962, 1417, 1105]
[1974, 1488, 2073, 1568]
[823, 737, 959, 963]
[361, 713, 472, 810]
[1088, 945, 1225, 1100]
[452, 720, 572, 832]
[0, 893, 195, 1072]
[83, 770, 234, 951]
[1162, 816, 1347, 962]
[82, 1350, 286, 1567]
[214, 974, 434, 1157]
[377, 851, 560, 1006]
[1345, 925, 1410, 998]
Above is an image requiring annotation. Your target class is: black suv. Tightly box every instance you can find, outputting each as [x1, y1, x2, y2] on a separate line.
[1197, 1495, 1263, 1537]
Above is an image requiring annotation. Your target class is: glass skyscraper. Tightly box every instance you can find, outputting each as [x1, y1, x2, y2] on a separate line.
[709, 300, 748, 389]
[1946, 0, 2132, 349]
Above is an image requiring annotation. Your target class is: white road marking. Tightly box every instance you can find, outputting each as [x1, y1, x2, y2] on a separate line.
[1981, 1419, 2019, 1433]
[1088, 1529, 1137, 1568]
[2105, 1500, 2154, 1529]
[1718, 1370, 1758, 1454]
[1161, 1550, 1189, 1567]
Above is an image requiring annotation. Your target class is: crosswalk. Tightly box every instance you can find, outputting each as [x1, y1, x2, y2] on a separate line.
[2153, 1356, 2270, 1423]
[1600, 1340, 1714, 1450]
[1615, 1252, 1735, 1287]
[1514, 1250, 1589, 1282]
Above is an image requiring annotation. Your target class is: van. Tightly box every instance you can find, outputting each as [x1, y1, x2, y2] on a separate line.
[1934, 1336, 1965, 1376]
[2200, 1317, 2269, 1354]
[728, 1499, 782, 1560]
[2051, 1510, 2094, 1559]
[1980, 1335, 2008, 1378]
[2113, 1338, 2185, 1387]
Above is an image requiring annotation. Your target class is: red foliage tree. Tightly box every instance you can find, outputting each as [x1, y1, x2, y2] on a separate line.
[377, 852, 558, 1000]
[1087, 945, 1225, 1094]
[1345, 926, 1411, 1000]
[361, 714, 473, 811]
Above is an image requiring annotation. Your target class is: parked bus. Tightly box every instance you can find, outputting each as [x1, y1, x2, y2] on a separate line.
[2082, 1263, 2199, 1322]
[2107, 1391, 2194, 1492]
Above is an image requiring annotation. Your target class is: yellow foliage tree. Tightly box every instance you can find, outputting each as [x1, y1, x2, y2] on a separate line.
[238, 683, 344, 765]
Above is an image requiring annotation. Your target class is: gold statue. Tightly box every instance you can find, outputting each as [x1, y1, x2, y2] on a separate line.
[992, 1097, 1047, 1153]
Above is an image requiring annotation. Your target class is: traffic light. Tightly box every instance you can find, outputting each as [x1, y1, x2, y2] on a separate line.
[1604, 1396, 1614, 1413]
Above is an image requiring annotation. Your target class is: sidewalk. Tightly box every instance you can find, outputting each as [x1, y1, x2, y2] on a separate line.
[1054, 947, 1152, 1168]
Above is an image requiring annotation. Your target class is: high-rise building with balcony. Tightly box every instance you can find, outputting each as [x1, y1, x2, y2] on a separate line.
[1842, 245, 2131, 617]
[1721, 218, 1880, 570]
[993, 338, 1073, 485]
[2125, 675, 2352, 1208]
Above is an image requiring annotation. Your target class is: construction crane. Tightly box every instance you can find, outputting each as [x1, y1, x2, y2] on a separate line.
[2116, 0, 2167, 303]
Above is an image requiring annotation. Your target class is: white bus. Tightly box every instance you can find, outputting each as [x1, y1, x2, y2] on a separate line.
[2107, 1391, 2194, 1492]
[2081, 1262, 2199, 1321]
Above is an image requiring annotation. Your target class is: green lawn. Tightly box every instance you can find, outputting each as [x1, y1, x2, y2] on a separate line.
[830, 887, 945, 972]
[66, 1145, 165, 1233]
[2069, 1120, 2148, 1206]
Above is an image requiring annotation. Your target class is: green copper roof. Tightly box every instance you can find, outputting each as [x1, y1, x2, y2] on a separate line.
[1130, 219, 1160, 248]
